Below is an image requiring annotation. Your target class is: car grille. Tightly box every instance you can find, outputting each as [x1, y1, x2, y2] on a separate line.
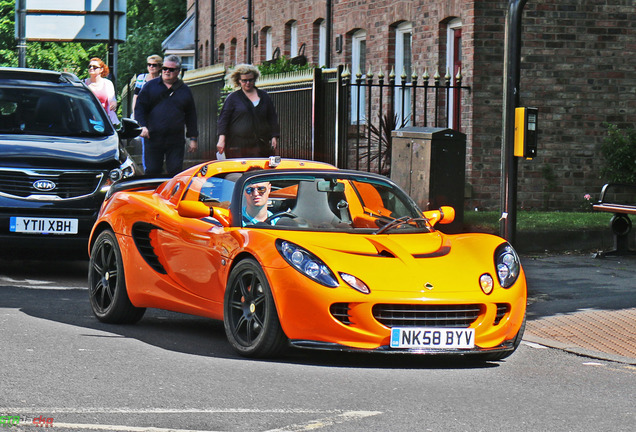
[0, 169, 103, 199]
[372, 304, 482, 328]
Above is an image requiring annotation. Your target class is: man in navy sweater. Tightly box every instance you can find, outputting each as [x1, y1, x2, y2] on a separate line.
[134, 55, 198, 176]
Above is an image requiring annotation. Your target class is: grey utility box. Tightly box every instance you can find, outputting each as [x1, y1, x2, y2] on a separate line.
[390, 127, 466, 233]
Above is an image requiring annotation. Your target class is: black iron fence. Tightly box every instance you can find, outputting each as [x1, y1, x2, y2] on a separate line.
[339, 66, 471, 175]
[119, 65, 470, 176]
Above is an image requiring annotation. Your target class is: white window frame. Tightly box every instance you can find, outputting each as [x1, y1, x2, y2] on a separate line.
[394, 22, 413, 127]
[266, 28, 273, 60]
[447, 19, 462, 129]
[319, 21, 327, 67]
[351, 30, 367, 124]
[290, 21, 298, 56]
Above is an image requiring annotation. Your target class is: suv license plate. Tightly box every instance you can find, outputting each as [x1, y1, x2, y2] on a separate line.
[390, 327, 475, 349]
[10, 217, 79, 235]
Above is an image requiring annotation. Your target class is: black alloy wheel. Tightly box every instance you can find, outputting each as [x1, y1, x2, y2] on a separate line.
[224, 258, 287, 357]
[88, 229, 145, 324]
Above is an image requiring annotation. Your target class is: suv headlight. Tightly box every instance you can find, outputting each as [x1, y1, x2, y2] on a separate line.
[494, 243, 520, 288]
[109, 157, 136, 182]
[276, 239, 339, 287]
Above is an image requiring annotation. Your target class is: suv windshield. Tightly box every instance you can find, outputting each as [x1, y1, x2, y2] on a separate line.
[0, 86, 112, 137]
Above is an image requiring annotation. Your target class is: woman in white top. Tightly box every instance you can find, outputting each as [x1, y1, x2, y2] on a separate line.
[85, 57, 119, 125]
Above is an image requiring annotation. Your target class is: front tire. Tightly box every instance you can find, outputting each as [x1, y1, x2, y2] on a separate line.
[88, 229, 145, 324]
[224, 258, 287, 357]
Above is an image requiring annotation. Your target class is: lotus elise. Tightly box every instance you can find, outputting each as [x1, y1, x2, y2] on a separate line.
[88, 157, 526, 360]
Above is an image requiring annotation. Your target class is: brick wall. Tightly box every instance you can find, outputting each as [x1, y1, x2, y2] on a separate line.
[194, 0, 636, 211]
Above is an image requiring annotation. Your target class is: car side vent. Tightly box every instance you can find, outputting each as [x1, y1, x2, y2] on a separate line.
[330, 303, 353, 325]
[132, 222, 167, 274]
[494, 303, 510, 325]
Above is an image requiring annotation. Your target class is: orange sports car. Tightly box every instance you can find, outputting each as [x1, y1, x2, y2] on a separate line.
[88, 157, 526, 360]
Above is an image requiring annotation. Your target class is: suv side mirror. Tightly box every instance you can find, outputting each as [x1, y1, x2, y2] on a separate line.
[117, 118, 142, 139]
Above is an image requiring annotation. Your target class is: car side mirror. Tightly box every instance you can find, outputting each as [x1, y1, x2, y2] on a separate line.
[423, 206, 455, 226]
[117, 118, 142, 139]
[177, 200, 212, 219]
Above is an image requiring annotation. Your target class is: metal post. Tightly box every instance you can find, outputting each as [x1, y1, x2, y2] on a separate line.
[246, 0, 253, 64]
[194, 0, 199, 69]
[211, 0, 216, 64]
[500, 0, 528, 244]
[17, 0, 27, 67]
[325, 0, 332, 68]
[108, 0, 116, 86]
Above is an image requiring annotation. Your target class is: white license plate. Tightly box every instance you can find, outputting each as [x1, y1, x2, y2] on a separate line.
[390, 327, 475, 349]
[10, 217, 79, 235]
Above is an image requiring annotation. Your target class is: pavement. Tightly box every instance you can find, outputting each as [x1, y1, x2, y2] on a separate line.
[521, 251, 636, 365]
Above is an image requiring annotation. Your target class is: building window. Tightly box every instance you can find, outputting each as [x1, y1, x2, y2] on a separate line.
[351, 30, 367, 124]
[318, 20, 327, 67]
[447, 19, 462, 130]
[181, 56, 194, 71]
[218, 44, 225, 64]
[394, 22, 413, 126]
[266, 28, 273, 60]
[230, 38, 237, 65]
[286, 20, 298, 57]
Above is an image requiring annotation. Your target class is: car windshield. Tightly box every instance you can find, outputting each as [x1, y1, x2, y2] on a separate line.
[0, 86, 112, 137]
[236, 173, 429, 233]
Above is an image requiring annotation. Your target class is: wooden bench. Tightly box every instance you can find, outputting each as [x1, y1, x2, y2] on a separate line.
[592, 183, 636, 257]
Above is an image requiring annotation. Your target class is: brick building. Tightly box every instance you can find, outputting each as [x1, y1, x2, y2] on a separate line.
[186, 0, 635, 211]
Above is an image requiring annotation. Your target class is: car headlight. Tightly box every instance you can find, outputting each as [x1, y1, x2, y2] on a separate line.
[109, 157, 136, 182]
[276, 239, 339, 288]
[494, 243, 520, 288]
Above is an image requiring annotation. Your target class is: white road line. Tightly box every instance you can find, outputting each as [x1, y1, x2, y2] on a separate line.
[21, 423, 221, 432]
[2, 408, 383, 432]
[264, 410, 383, 432]
[522, 341, 548, 349]
[0, 277, 84, 290]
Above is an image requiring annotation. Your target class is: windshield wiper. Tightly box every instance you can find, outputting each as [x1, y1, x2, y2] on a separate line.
[374, 216, 431, 234]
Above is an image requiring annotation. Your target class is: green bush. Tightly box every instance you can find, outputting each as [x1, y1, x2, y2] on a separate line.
[600, 124, 636, 184]
[258, 55, 313, 76]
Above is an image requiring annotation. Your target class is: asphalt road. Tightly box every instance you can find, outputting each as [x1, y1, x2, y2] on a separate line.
[1, 257, 635, 431]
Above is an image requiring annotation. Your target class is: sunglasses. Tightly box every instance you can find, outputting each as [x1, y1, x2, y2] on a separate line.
[245, 186, 267, 195]
[88, 65, 101, 70]
[147, 63, 160, 67]
[239, 78, 255, 84]
[162, 67, 178, 73]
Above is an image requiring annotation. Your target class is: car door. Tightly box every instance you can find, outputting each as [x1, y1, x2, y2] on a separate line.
[152, 176, 238, 303]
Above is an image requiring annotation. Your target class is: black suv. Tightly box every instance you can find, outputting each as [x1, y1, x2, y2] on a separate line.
[0, 67, 141, 256]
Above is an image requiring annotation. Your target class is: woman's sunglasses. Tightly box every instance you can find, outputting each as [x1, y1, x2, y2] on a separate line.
[147, 63, 160, 67]
[88, 65, 100, 70]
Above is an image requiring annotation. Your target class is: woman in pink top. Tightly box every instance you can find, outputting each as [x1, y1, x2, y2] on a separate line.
[85, 57, 119, 125]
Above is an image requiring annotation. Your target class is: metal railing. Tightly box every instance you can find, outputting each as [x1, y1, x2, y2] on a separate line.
[339, 66, 471, 174]
[120, 65, 470, 175]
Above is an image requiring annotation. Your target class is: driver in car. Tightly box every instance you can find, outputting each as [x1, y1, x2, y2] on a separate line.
[242, 181, 274, 225]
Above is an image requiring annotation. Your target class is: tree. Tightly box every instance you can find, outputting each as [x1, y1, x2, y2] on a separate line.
[0, 0, 185, 91]
[117, 0, 186, 91]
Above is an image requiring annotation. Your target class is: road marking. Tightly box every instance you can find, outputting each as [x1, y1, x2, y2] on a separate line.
[522, 341, 547, 349]
[0, 276, 84, 290]
[0, 408, 383, 431]
[22, 423, 221, 432]
[264, 410, 383, 431]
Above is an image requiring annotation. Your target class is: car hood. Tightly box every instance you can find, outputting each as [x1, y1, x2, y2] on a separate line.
[259, 230, 511, 294]
[0, 134, 119, 165]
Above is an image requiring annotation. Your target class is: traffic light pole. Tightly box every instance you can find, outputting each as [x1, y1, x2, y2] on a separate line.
[500, 0, 528, 244]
